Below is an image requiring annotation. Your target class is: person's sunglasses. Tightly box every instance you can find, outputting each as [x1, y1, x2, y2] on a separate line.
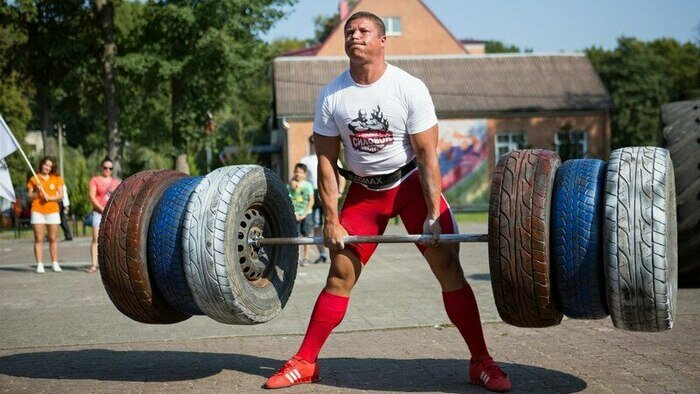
[102, 166, 113, 170]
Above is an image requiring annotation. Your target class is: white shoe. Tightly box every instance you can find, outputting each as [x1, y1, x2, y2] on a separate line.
[36, 263, 45, 274]
[52, 262, 62, 272]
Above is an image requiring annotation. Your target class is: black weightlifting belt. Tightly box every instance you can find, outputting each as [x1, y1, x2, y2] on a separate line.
[338, 160, 417, 190]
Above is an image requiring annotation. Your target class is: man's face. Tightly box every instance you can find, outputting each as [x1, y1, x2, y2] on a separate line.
[344, 17, 386, 61]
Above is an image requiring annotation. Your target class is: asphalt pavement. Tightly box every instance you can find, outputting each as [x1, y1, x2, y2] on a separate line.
[0, 221, 697, 393]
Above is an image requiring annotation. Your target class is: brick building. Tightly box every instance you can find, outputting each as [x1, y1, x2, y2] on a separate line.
[270, 0, 612, 208]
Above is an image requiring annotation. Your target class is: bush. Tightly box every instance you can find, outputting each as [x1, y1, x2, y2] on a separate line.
[62, 146, 92, 219]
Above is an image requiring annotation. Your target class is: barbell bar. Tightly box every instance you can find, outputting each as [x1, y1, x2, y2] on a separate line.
[249, 233, 489, 248]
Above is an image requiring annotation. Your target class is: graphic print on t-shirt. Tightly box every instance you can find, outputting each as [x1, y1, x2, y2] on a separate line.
[348, 106, 394, 153]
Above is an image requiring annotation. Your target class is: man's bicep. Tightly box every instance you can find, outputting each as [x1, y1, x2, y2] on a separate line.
[313, 133, 341, 165]
[409, 124, 439, 158]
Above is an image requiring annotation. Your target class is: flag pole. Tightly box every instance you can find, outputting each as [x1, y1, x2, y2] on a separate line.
[0, 115, 47, 197]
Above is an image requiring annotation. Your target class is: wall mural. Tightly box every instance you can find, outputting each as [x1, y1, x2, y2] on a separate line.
[437, 119, 490, 208]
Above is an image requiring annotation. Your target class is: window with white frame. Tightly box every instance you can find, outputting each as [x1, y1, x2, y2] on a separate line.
[382, 17, 402, 36]
[495, 131, 527, 161]
[555, 130, 588, 161]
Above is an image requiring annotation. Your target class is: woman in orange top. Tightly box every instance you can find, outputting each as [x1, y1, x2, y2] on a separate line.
[26, 156, 64, 273]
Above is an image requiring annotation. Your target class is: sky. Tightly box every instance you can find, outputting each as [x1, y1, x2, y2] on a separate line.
[262, 0, 700, 52]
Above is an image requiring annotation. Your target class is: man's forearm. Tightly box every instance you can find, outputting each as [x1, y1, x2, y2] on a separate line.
[318, 163, 341, 225]
[313, 133, 343, 227]
[416, 157, 442, 219]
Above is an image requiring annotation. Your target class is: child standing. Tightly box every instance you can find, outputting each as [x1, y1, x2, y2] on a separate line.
[287, 163, 315, 266]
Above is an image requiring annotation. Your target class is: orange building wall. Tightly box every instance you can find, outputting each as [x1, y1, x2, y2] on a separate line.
[486, 113, 611, 175]
[317, 0, 466, 56]
[286, 121, 315, 180]
[285, 113, 611, 182]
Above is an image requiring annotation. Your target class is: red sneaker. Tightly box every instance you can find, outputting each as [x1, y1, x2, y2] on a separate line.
[263, 355, 320, 389]
[469, 356, 512, 392]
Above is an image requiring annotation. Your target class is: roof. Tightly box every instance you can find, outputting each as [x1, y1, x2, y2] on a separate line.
[279, 44, 321, 57]
[272, 54, 614, 119]
[460, 39, 488, 45]
[317, 0, 466, 56]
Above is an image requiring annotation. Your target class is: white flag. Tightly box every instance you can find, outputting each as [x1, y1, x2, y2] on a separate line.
[0, 159, 15, 202]
[0, 115, 19, 160]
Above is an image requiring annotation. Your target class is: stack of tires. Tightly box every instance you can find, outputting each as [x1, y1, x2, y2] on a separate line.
[98, 165, 298, 325]
[488, 147, 677, 332]
[660, 100, 700, 288]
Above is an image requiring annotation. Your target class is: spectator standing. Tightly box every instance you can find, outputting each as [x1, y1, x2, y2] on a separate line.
[87, 158, 121, 273]
[26, 156, 64, 273]
[287, 163, 314, 266]
[58, 184, 73, 241]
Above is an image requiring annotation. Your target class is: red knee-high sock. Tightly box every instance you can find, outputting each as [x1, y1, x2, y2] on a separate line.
[296, 290, 349, 363]
[442, 285, 490, 361]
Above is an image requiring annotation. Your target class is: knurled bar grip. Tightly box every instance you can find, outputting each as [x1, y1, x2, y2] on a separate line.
[250, 233, 488, 248]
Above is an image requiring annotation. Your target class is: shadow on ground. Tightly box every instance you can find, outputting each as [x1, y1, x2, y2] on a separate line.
[0, 265, 92, 273]
[0, 350, 586, 392]
[466, 273, 490, 282]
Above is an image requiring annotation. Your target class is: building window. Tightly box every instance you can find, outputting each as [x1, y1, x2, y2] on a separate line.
[495, 131, 527, 161]
[555, 130, 588, 161]
[382, 17, 402, 36]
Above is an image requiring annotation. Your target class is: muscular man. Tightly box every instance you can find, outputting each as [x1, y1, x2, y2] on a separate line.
[264, 12, 511, 392]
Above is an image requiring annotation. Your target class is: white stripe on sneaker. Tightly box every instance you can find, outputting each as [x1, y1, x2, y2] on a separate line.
[285, 368, 302, 383]
[482, 371, 490, 384]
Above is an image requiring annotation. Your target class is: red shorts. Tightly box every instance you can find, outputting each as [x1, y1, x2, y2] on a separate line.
[339, 170, 458, 264]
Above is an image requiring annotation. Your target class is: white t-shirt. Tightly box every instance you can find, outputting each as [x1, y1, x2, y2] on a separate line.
[299, 154, 318, 189]
[313, 63, 438, 177]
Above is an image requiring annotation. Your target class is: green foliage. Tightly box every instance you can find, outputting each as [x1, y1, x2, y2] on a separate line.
[123, 145, 174, 176]
[1, 0, 296, 182]
[114, 0, 295, 173]
[484, 41, 521, 54]
[586, 37, 700, 148]
[268, 37, 309, 56]
[62, 145, 91, 218]
[0, 74, 33, 188]
[2, 1, 104, 155]
[312, 13, 339, 44]
[311, 0, 357, 44]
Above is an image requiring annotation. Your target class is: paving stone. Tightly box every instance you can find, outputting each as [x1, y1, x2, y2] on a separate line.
[0, 222, 698, 392]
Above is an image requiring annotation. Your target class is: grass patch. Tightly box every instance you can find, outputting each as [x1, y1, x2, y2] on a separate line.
[453, 211, 488, 223]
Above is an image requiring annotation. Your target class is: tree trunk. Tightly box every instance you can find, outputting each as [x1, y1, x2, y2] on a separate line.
[94, 0, 122, 178]
[38, 89, 56, 157]
[171, 78, 190, 174]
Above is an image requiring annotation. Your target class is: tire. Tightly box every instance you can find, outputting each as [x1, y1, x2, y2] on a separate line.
[183, 165, 298, 324]
[660, 100, 700, 287]
[99, 170, 189, 324]
[148, 176, 205, 316]
[488, 149, 563, 327]
[660, 100, 699, 130]
[551, 159, 608, 319]
[604, 147, 677, 332]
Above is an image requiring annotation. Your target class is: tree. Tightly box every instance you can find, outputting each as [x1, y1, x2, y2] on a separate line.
[485, 41, 520, 54]
[1, 0, 297, 184]
[94, 0, 123, 178]
[117, 0, 294, 173]
[3, 2, 98, 157]
[0, 5, 33, 187]
[0, 76, 33, 189]
[311, 0, 357, 44]
[586, 37, 700, 148]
